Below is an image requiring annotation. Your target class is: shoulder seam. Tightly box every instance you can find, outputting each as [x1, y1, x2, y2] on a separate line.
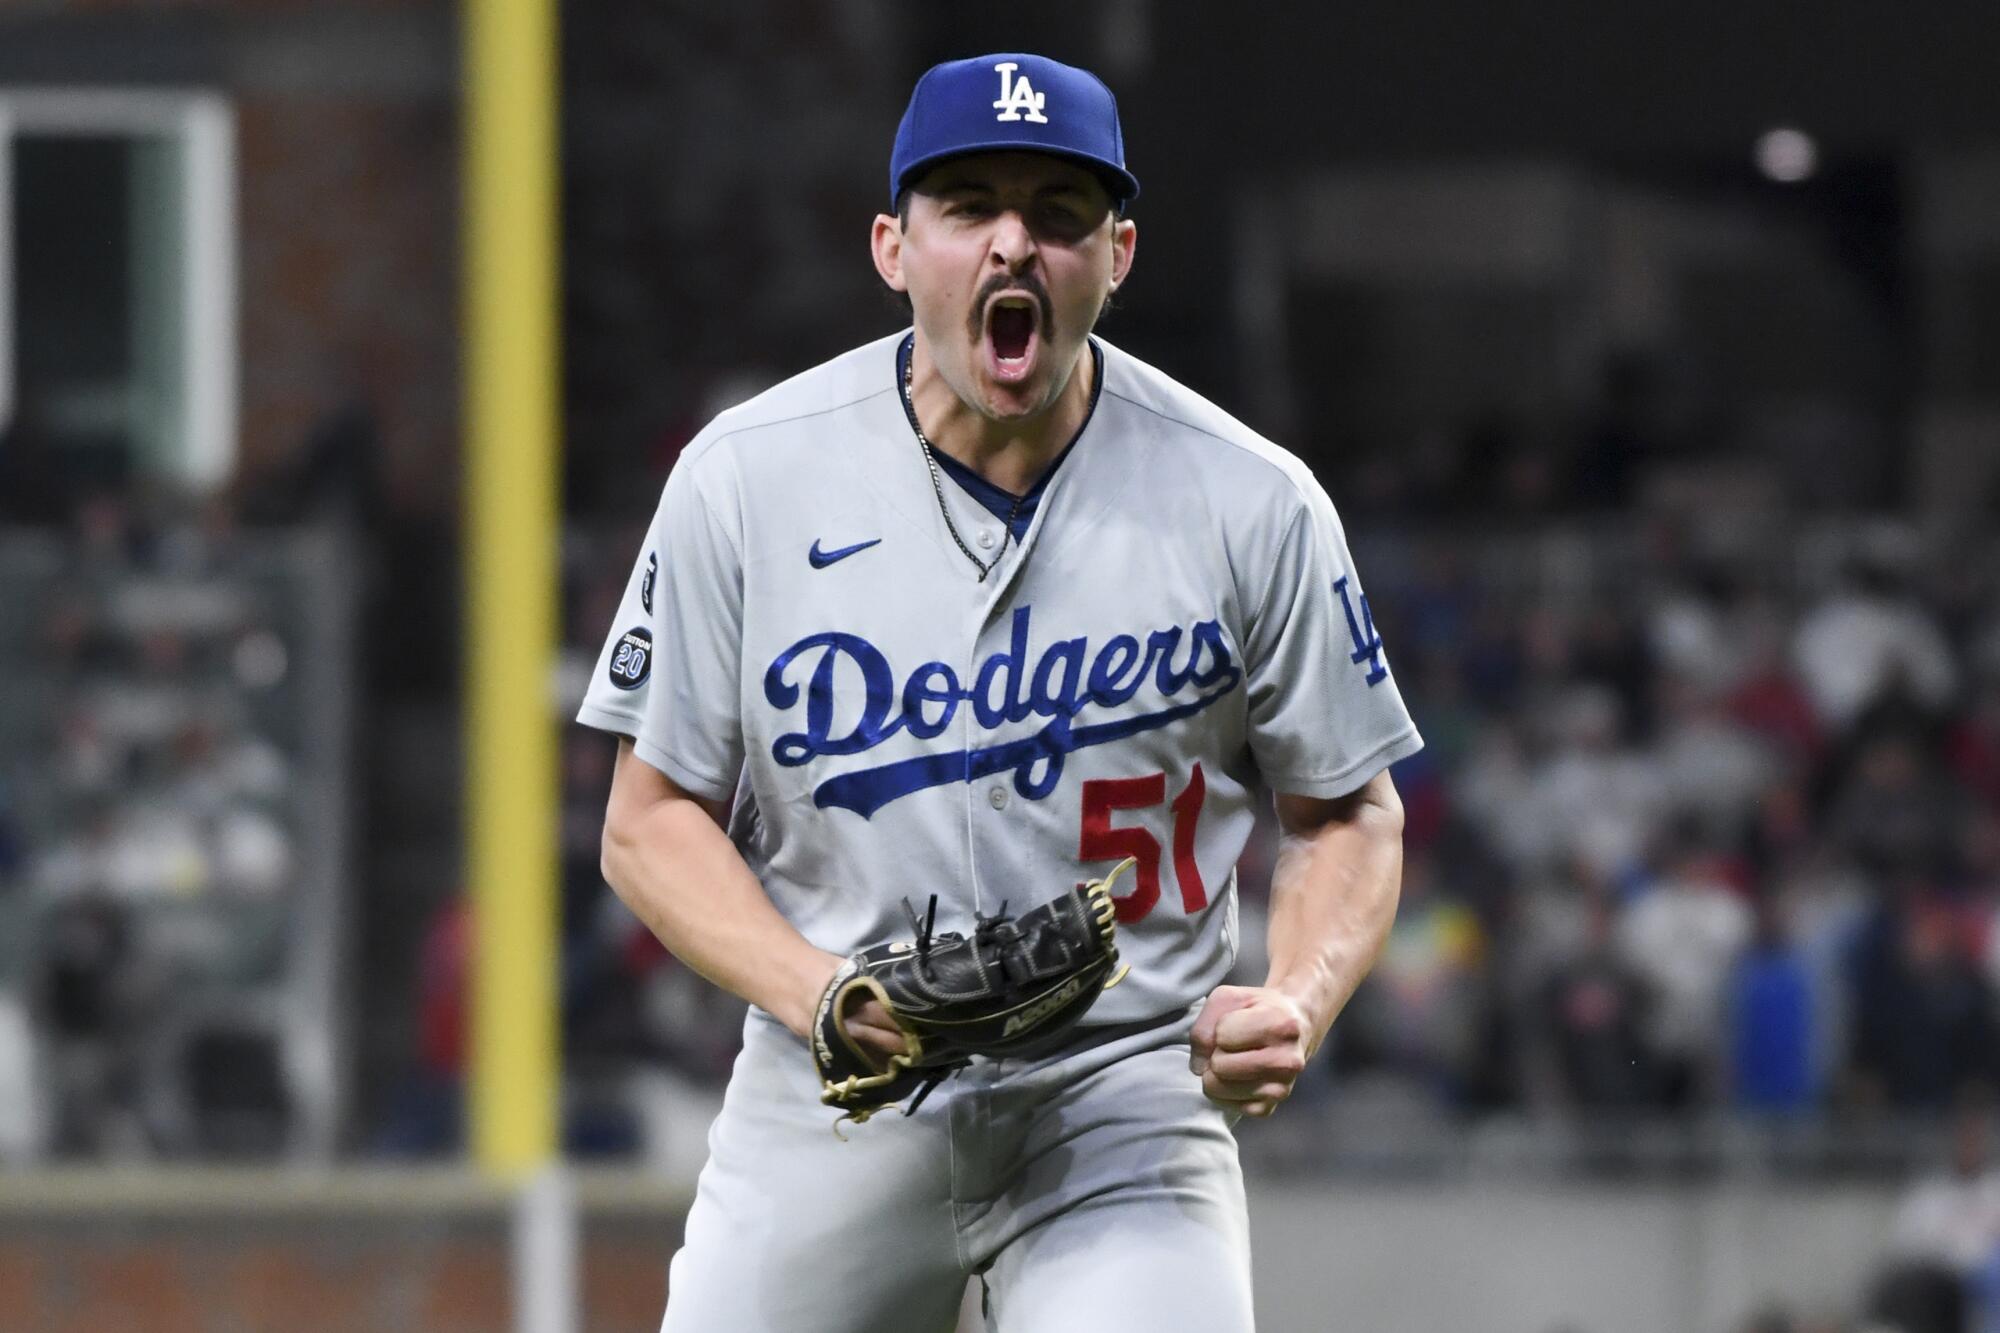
[1100, 383, 1319, 631]
[1099, 384, 1313, 496]
[677, 382, 894, 566]
[1248, 504, 1314, 631]
[684, 384, 896, 463]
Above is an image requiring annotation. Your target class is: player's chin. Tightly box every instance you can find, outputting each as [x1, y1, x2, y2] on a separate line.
[972, 373, 1053, 421]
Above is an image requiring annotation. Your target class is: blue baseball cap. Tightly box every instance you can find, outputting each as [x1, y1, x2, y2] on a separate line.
[890, 53, 1140, 213]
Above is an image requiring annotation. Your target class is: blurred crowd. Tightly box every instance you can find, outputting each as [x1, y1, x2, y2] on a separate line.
[6, 426, 2000, 1332]
[12, 462, 1996, 1175]
[543, 502, 2000, 1134]
[0, 496, 309, 1160]
[1336, 519, 2000, 1124]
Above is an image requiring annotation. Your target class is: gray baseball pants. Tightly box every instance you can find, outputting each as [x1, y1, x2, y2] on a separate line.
[657, 1005, 1254, 1332]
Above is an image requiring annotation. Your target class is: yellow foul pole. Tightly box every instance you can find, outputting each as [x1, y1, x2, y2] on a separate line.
[463, 0, 560, 1175]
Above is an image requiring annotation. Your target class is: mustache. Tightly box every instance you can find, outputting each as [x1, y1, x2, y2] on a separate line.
[967, 273, 1055, 343]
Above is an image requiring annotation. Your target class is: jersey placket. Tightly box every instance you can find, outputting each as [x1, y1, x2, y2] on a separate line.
[948, 471, 1011, 922]
[952, 459, 1060, 922]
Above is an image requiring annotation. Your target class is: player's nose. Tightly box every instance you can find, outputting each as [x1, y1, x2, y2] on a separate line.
[986, 210, 1037, 271]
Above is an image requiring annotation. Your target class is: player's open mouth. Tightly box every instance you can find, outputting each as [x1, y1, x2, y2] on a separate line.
[983, 295, 1040, 385]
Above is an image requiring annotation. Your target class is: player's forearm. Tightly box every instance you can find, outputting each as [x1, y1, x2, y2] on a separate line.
[601, 794, 838, 1039]
[1262, 774, 1405, 1054]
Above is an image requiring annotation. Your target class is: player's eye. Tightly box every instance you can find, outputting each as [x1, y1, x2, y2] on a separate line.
[1037, 202, 1093, 238]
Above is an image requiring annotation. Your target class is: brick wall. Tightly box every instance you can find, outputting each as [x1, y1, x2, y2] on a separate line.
[234, 90, 458, 514]
[0, 1216, 674, 1332]
[0, 1, 461, 517]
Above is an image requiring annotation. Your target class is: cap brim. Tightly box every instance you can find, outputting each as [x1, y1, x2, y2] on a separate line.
[894, 143, 1139, 210]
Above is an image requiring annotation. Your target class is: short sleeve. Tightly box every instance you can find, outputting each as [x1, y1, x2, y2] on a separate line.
[1241, 477, 1422, 798]
[575, 454, 744, 802]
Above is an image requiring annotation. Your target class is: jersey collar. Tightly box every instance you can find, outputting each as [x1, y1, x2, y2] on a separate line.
[894, 332, 1105, 522]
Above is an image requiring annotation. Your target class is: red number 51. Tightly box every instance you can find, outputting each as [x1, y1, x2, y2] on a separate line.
[1078, 763, 1207, 924]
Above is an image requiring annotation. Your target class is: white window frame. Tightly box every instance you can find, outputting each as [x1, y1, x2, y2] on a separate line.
[0, 89, 237, 490]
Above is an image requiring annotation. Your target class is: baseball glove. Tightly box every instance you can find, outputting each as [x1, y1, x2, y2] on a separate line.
[811, 858, 1134, 1128]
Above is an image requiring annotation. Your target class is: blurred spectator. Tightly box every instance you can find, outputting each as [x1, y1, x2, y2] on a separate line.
[1656, 671, 1779, 839]
[1874, 1100, 2000, 1333]
[1950, 678, 2000, 816]
[1849, 888, 1998, 1111]
[1452, 719, 1542, 868]
[1726, 601, 1823, 768]
[1521, 685, 1668, 879]
[1745, 776, 1817, 883]
[1533, 889, 1655, 1111]
[1649, 567, 1737, 686]
[1825, 733, 1963, 879]
[1617, 837, 1753, 1107]
[1346, 850, 1488, 1102]
[1779, 852, 1873, 1097]
[0, 995, 40, 1161]
[1570, 603, 1655, 739]
[1794, 555, 1957, 734]
[1890, 1102, 2000, 1276]
[1960, 812, 2000, 998]
[1726, 893, 1818, 1112]
[33, 897, 140, 1155]
[374, 896, 466, 1156]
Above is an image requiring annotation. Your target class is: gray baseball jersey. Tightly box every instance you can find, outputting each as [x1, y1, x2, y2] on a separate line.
[577, 329, 1421, 1029]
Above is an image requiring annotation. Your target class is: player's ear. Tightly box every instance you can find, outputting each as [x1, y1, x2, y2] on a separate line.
[871, 213, 908, 294]
[1107, 217, 1136, 292]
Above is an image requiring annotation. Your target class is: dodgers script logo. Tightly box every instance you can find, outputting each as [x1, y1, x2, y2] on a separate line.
[992, 61, 1049, 124]
[764, 606, 1241, 818]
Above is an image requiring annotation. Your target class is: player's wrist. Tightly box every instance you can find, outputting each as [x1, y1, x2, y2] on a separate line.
[1260, 977, 1330, 1054]
[774, 948, 849, 1039]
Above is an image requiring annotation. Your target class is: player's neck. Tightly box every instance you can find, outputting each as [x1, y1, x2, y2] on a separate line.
[907, 339, 1093, 496]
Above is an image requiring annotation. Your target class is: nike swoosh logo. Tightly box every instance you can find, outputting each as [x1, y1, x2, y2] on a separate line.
[808, 537, 882, 569]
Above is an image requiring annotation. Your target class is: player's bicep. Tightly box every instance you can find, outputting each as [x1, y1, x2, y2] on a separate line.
[606, 736, 731, 836]
[1272, 770, 1403, 840]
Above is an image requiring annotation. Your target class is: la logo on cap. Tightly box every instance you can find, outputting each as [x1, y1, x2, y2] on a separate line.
[992, 61, 1048, 124]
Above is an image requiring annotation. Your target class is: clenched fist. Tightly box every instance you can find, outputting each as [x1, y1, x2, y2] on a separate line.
[1188, 985, 1312, 1118]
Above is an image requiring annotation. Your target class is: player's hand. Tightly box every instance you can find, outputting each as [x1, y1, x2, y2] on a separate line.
[803, 952, 915, 1066]
[840, 991, 917, 1066]
[1188, 985, 1312, 1119]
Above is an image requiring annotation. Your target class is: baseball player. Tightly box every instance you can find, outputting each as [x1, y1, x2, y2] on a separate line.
[581, 52, 1420, 1333]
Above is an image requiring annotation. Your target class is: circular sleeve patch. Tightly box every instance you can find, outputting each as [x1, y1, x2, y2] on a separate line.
[607, 626, 653, 690]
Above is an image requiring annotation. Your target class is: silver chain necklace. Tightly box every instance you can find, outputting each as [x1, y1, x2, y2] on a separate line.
[904, 355, 1026, 583]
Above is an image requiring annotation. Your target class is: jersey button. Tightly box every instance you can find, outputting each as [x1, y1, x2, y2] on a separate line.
[987, 785, 1009, 810]
[976, 529, 996, 549]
